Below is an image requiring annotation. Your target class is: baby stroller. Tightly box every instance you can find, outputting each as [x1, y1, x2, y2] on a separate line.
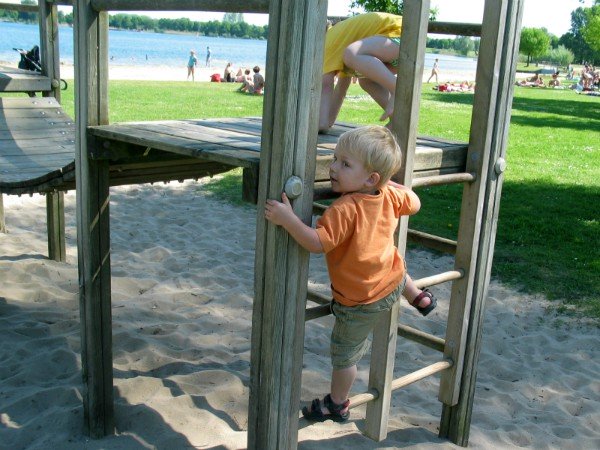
[15, 45, 42, 72]
[13, 45, 67, 95]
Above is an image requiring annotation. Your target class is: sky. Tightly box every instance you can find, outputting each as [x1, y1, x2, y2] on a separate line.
[49, 0, 594, 37]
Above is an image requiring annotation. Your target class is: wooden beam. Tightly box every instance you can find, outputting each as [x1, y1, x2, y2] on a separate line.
[46, 191, 66, 261]
[248, 0, 326, 449]
[407, 229, 457, 255]
[91, 0, 269, 13]
[0, 1, 38, 12]
[74, 0, 114, 438]
[440, 0, 525, 445]
[0, 195, 6, 233]
[364, 0, 431, 441]
[39, 1, 63, 101]
[397, 324, 445, 353]
[428, 21, 482, 37]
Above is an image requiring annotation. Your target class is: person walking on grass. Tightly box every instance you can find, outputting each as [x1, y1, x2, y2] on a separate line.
[264, 126, 437, 423]
[187, 50, 198, 81]
[427, 58, 440, 84]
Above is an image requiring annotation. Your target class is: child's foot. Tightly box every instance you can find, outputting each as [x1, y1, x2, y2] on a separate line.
[302, 394, 350, 423]
[409, 289, 437, 316]
[380, 95, 395, 121]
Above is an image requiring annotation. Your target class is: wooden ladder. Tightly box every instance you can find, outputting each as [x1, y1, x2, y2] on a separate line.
[306, 0, 524, 445]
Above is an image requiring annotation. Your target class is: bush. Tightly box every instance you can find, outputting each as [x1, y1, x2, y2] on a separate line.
[541, 45, 575, 68]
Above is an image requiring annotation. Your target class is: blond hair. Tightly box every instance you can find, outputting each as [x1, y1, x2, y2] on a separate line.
[336, 126, 402, 187]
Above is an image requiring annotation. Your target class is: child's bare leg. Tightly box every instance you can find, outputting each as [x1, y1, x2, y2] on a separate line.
[328, 75, 351, 128]
[319, 72, 336, 131]
[330, 365, 356, 407]
[343, 36, 399, 121]
[358, 78, 390, 109]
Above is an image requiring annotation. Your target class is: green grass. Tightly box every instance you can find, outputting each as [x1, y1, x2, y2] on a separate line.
[55, 80, 599, 319]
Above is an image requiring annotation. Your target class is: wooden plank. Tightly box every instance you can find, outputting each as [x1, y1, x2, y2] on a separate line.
[90, 125, 258, 167]
[0, 68, 52, 93]
[0, 108, 69, 119]
[0, 127, 75, 140]
[47, 191, 66, 261]
[0, 97, 61, 108]
[248, 0, 325, 448]
[440, 0, 525, 445]
[0, 117, 73, 131]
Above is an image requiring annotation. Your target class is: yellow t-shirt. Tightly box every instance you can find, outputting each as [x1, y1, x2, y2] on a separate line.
[315, 185, 419, 306]
[323, 12, 403, 76]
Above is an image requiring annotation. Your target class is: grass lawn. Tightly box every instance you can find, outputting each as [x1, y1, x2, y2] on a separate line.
[53, 80, 599, 320]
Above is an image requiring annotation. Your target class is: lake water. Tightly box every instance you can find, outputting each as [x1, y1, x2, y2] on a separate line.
[0, 21, 477, 73]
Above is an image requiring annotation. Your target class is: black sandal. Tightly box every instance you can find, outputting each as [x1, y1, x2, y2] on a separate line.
[302, 394, 350, 423]
[410, 289, 437, 316]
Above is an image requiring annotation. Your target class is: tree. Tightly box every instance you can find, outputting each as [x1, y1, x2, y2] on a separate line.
[582, 6, 600, 52]
[223, 13, 244, 23]
[519, 27, 550, 65]
[350, 0, 437, 19]
[559, 6, 599, 64]
[453, 36, 474, 56]
[351, 0, 403, 15]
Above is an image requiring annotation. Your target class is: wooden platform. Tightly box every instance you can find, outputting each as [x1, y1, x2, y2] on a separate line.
[1, 97, 468, 198]
[0, 65, 52, 93]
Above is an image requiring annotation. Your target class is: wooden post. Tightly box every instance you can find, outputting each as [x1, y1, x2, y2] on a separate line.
[242, 164, 260, 204]
[363, 0, 430, 441]
[439, 0, 524, 445]
[73, 0, 113, 438]
[248, 0, 326, 449]
[0, 195, 6, 234]
[38, 0, 62, 100]
[47, 191, 66, 262]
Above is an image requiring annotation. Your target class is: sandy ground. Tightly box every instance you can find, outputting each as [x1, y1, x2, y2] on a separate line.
[0, 61, 478, 84]
[0, 179, 599, 450]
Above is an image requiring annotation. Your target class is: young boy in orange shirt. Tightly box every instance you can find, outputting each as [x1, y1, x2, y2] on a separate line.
[264, 125, 436, 422]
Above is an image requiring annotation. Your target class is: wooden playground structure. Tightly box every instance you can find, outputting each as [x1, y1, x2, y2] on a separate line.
[0, 0, 524, 448]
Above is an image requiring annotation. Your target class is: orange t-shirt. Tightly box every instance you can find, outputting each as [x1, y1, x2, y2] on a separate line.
[315, 186, 419, 306]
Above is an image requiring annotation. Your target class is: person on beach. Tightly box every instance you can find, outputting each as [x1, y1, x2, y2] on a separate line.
[427, 58, 440, 84]
[252, 66, 265, 95]
[224, 62, 235, 82]
[206, 46, 212, 67]
[264, 126, 437, 423]
[319, 12, 404, 132]
[186, 50, 198, 81]
[237, 69, 254, 92]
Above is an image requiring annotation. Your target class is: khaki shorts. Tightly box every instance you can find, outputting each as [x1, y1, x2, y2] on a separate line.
[330, 278, 405, 370]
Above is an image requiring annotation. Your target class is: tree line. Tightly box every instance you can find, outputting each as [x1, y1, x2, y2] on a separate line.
[0, 7, 268, 40]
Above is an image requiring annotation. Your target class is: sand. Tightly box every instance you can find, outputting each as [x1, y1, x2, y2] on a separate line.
[52, 62, 480, 84]
[1, 61, 599, 449]
[1, 179, 599, 450]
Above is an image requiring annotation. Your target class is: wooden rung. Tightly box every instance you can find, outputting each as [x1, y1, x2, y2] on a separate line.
[312, 202, 327, 214]
[305, 304, 331, 321]
[398, 324, 445, 352]
[408, 229, 457, 254]
[413, 270, 464, 289]
[306, 288, 330, 305]
[348, 388, 379, 410]
[412, 172, 476, 188]
[391, 359, 453, 391]
[345, 359, 453, 410]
